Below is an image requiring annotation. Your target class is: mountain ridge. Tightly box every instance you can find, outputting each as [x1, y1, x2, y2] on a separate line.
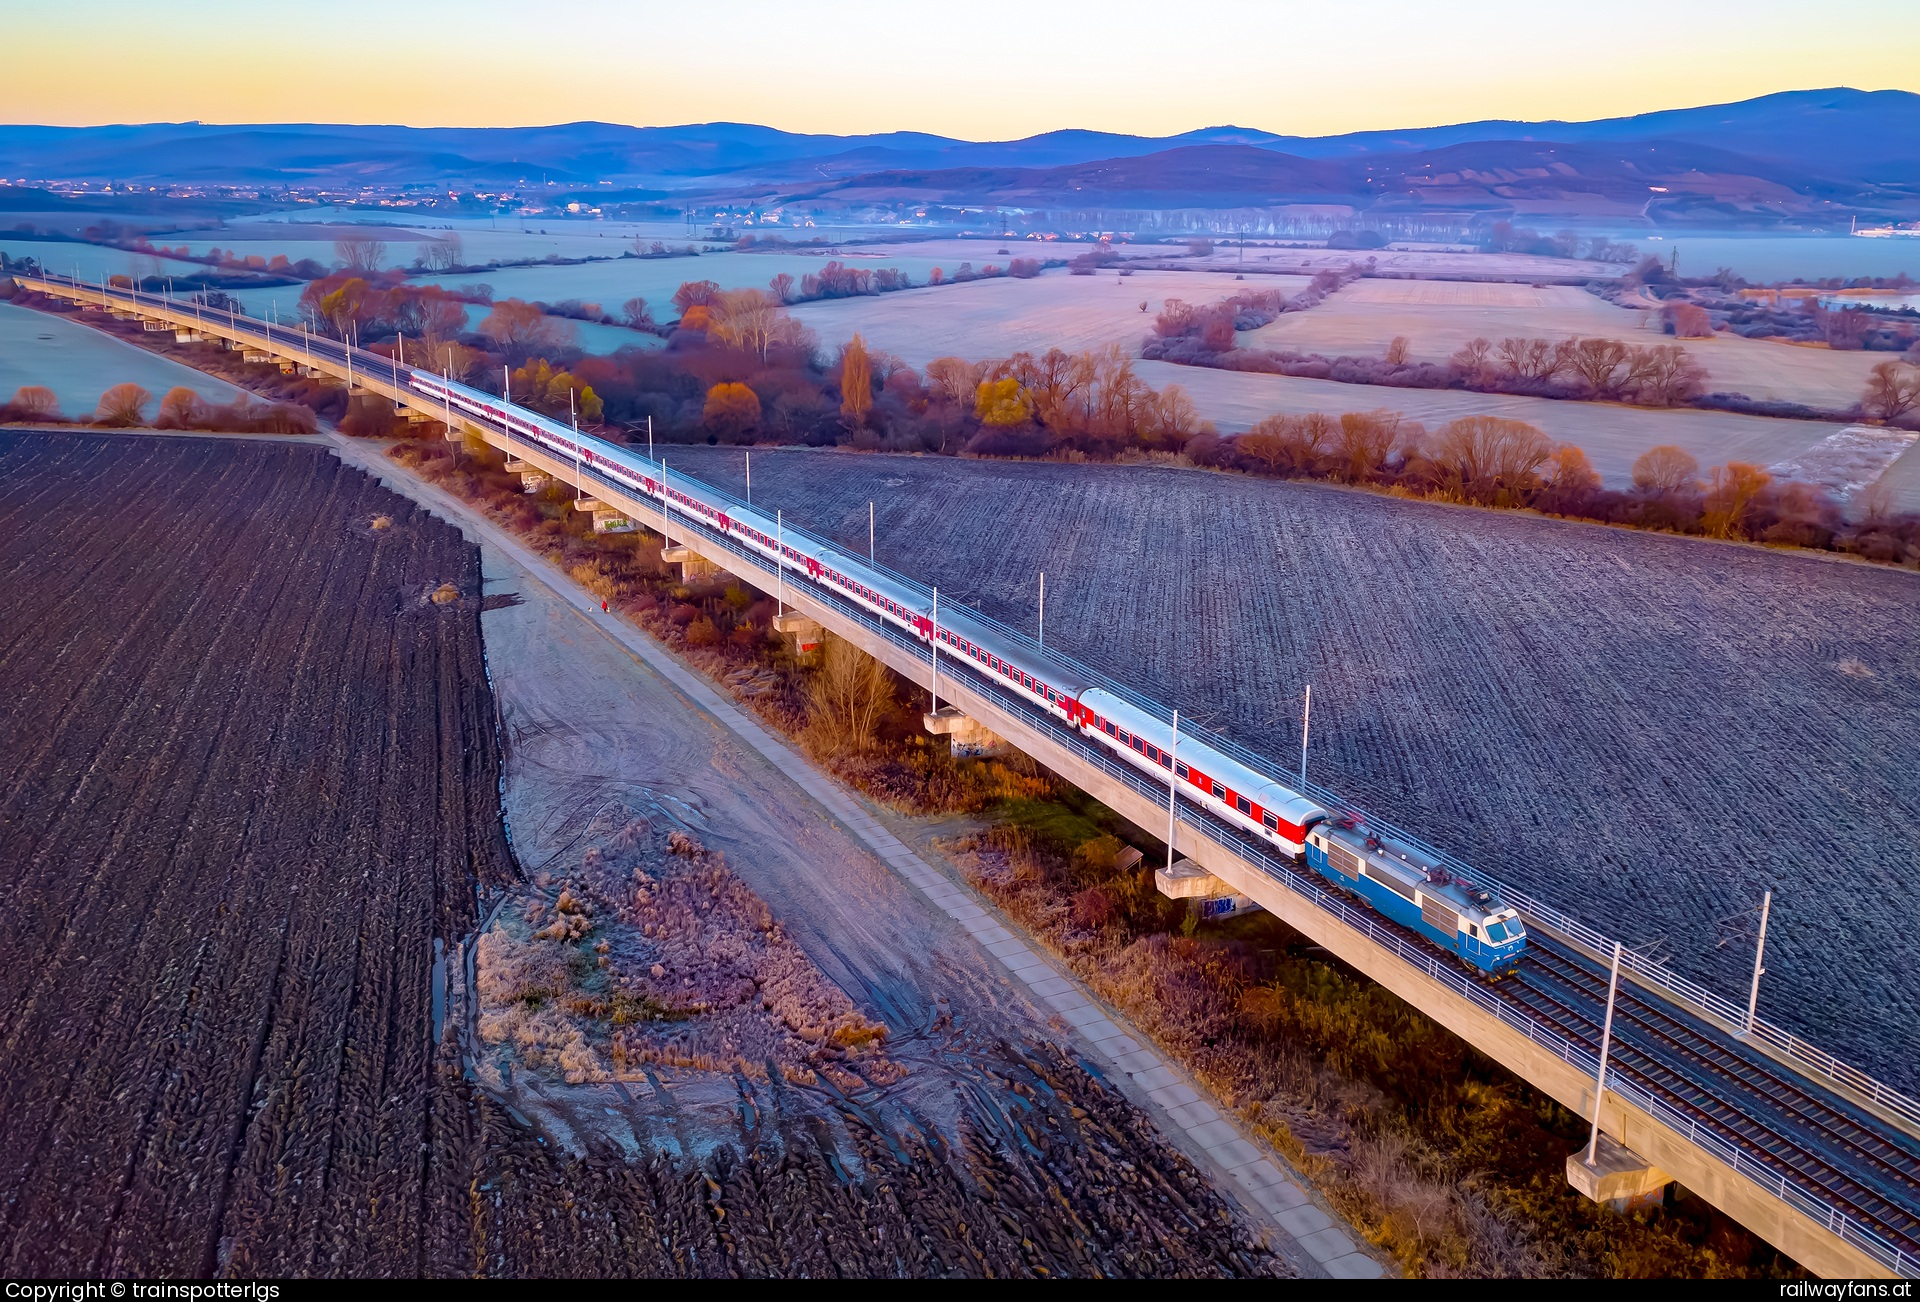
[2, 89, 1915, 220]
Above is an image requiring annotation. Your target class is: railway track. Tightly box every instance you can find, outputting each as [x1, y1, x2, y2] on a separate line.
[1510, 943, 1920, 1258]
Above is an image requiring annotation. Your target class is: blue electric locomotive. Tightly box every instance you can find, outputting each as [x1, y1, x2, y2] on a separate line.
[1305, 821, 1527, 976]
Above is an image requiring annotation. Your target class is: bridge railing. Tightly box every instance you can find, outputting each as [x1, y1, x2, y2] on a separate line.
[38, 275, 1920, 1271]
[642, 494, 1917, 1276]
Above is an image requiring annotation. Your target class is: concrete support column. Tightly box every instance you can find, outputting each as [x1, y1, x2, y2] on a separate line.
[1154, 858, 1263, 920]
[772, 611, 824, 653]
[1566, 1133, 1672, 1212]
[570, 498, 636, 534]
[506, 459, 550, 493]
[660, 545, 722, 583]
[923, 705, 1004, 756]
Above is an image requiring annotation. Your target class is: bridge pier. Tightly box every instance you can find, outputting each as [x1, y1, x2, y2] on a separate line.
[1155, 857, 1263, 920]
[1566, 1133, 1672, 1212]
[505, 459, 551, 492]
[570, 497, 637, 534]
[922, 705, 1004, 756]
[772, 611, 824, 654]
[660, 545, 724, 583]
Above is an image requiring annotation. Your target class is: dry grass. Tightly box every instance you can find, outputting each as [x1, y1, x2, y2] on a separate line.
[948, 825, 1801, 1279]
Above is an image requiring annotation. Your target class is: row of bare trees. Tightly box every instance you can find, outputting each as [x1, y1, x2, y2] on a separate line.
[1448, 336, 1709, 405]
[1219, 406, 1909, 554]
[3, 383, 312, 433]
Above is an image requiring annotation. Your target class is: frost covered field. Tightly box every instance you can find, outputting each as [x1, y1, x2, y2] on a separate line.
[1239, 277, 1890, 410]
[669, 446, 1920, 1088]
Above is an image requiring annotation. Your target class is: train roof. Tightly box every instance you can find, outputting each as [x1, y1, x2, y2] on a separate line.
[1079, 687, 1327, 828]
[1316, 822, 1513, 922]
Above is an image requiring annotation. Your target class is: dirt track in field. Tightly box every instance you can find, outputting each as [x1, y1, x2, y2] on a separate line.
[662, 445, 1920, 1091]
[0, 431, 1284, 1278]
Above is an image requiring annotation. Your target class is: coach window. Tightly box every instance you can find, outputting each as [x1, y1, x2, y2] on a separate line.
[1236, 795, 1252, 815]
[1175, 762, 1189, 779]
[1263, 811, 1279, 831]
[1212, 781, 1227, 799]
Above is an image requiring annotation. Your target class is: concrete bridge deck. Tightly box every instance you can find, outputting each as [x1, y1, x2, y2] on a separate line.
[17, 271, 1918, 1279]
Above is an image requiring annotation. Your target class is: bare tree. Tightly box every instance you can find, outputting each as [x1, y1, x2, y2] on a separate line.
[422, 233, 463, 271]
[925, 357, 986, 407]
[1703, 462, 1771, 538]
[479, 299, 576, 364]
[1450, 336, 1494, 383]
[709, 289, 783, 360]
[1631, 444, 1701, 494]
[1566, 338, 1633, 396]
[1240, 412, 1330, 474]
[94, 383, 152, 427]
[1863, 360, 1920, 423]
[1384, 335, 1411, 366]
[839, 334, 873, 423]
[1428, 415, 1552, 496]
[9, 385, 58, 419]
[621, 296, 655, 330]
[803, 635, 894, 756]
[1630, 344, 1708, 407]
[1332, 410, 1403, 482]
[1495, 336, 1570, 380]
[334, 237, 387, 274]
[1543, 443, 1600, 494]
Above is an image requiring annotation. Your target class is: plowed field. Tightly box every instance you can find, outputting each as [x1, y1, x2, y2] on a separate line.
[664, 446, 1920, 1092]
[0, 433, 1278, 1278]
[0, 432, 508, 1274]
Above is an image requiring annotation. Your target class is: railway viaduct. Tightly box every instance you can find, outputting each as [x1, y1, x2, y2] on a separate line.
[17, 271, 1917, 1280]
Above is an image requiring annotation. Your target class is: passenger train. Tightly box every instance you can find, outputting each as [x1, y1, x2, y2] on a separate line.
[412, 371, 1529, 976]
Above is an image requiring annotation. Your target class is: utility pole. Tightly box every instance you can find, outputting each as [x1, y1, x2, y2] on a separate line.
[930, 586, 939, 713]
[1167, 709, 1180, 872]
[1584, 941, 1624, 1168]
[1746, 890, 1772, 1035]
[775, 510, 784, 616]
[1038, 571, 1045, 650]
[745, 450, 751, 508]
[571, 388, 580, 501]
[1299, 685, 1311, 792]
[868, 501, 875, 564]
[646, 415, 653, 463]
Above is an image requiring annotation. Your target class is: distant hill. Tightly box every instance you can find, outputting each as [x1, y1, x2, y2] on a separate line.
[1, 89, 1915, 221]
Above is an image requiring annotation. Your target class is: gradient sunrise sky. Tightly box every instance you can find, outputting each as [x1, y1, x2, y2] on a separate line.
[8, 0, 1918, 138]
